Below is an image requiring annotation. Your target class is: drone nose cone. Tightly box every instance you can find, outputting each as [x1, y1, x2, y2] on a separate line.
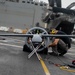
[32, 34, 42, 43]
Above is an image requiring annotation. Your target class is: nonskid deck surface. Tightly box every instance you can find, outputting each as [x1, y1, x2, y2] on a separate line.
[0, 36, 75, 75]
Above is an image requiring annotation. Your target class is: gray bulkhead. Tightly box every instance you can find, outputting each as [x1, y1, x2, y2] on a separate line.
[0, 0, 47, 29]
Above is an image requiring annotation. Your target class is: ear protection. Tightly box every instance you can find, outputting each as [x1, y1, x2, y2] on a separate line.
[51, 29, 56, 34]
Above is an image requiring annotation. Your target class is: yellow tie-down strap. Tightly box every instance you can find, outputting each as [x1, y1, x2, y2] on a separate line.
[59, 65, 75, 72]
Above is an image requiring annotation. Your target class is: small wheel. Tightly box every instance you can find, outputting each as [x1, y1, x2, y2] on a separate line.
[23, 44, 31, 52]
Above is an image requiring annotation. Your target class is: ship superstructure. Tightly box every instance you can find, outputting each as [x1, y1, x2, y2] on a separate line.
[0, 0, 48, 29]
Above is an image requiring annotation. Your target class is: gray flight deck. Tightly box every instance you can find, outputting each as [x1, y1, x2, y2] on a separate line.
[0, 1, 75, 75]
[0, 33, 75, 75]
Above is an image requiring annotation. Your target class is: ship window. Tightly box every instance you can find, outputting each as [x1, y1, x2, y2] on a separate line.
[44, 3, 47, 6]
[30, 0, 33, 1]
[6, 0, 19, 2]
[31, 2, 34, 4]
[40, 3, 43, 6]
[16, 0, 19, 2]
[9, 0, 15, 2]
[22, 1, 25, 3]
[35, 3, 38, 5]
[27, 1, 30, 3]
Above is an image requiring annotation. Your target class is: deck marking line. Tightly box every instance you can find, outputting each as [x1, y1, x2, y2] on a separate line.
[0, 43, 23, 48]
[40, 58, 51, 75]
[0, 42, 51, 74]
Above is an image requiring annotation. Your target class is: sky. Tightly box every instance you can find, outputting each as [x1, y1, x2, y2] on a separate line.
[40, 0, 75, 8]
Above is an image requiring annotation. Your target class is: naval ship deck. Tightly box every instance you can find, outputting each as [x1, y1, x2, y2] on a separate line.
[0, 32, 75, 75]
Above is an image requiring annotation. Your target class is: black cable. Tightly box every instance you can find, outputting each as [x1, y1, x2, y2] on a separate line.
[57, 57, 75, 68]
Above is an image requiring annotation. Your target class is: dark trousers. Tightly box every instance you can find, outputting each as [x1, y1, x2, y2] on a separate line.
[52, 39, 68, 55]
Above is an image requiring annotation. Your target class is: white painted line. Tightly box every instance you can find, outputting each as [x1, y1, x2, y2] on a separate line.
[0, 38, 25, 43]
[0, 43, 23, 48]
[40, 57, 51, 75]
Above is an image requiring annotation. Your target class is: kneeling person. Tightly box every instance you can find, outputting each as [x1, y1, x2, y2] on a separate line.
[48, 29, 71, 56]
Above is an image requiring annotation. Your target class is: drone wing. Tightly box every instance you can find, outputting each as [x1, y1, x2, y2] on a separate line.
[0, 34, 33, 37]
[0, 34, 75, 38]
[42, 34, 75, 38]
